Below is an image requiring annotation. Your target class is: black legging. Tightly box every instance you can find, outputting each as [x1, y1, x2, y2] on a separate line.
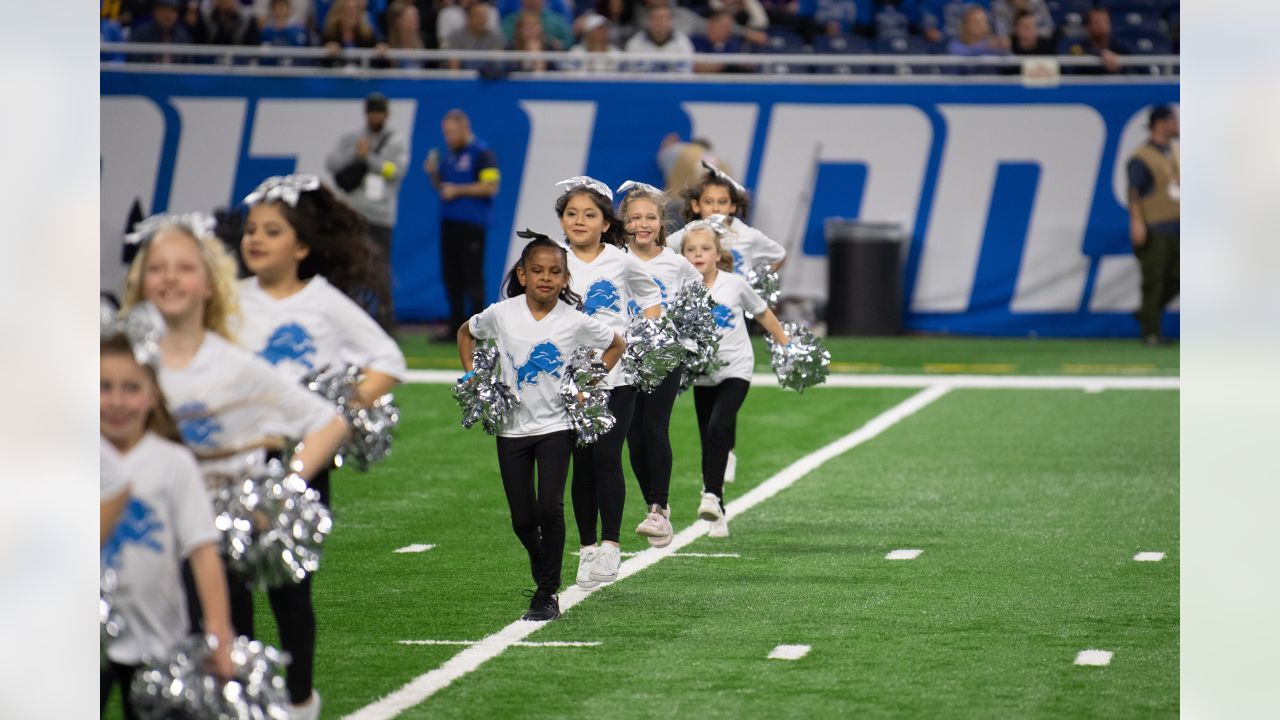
[571, 385, 637, 546]
[441, 219, 487, 336]
[693, 378, 751, 501]
[627, 369, 682, 508]
[496, 430, 575, 592]
[101, 661, 141, 719]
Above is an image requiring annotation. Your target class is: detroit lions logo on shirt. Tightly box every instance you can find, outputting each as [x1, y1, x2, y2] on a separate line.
[101, 498, 164, 568]
[516, 341, 565, 389]
[627, 276, 669, 316]
[582, 279, 621, 316]
[712, 304, 736, 330]
[173, 401, 223, 448]
[259, 322, 316, 369]
[730, 249, 745, 274]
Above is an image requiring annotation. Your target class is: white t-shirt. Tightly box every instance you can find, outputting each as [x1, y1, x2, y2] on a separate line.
[469, 296, 616, 438]
[668, 216, 787, 277]
[626, 246, 704, 316]
[158, 331, 340, 476]
[101, 437, 129, 500]
[567, 243, 663, 388]
[560, 45, 626, 72]
[624, 30, 695, 73]
[101, 432, 219, 665]
[235, 275, 406, 383]
[697, 270, 768, 386]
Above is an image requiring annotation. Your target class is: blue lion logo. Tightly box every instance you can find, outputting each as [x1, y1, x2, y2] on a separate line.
[712, 304, 736, 330]
[102, 498, 164, 568]
[259, 322, 316, 369]
[582, 279, 621, 317]
[174, 401, 223, 448]
[730, 249, 745, 274]
[627, 276, 669, 316]
[515, 341, 565, 389]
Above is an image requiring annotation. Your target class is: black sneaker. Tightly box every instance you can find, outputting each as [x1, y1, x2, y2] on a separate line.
[520, 588, 560, 622]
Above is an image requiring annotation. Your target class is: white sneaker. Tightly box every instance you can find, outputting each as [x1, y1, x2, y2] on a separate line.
[290, 691, 321, 720]
[708, 515, 730, 538]
[576, 547, 600, 589]
[635, 505, 674, 548]
[697, 492, 723, 521]
[725, 451, 737, 483]
[589, 543, 621, 583]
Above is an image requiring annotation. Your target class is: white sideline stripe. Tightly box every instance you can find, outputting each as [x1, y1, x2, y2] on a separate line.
[342, 384, 950, 720]
[1133, 551, 1166, 562]
[398, 640, 601, 648]
[403, 369, 1179, 391]
[885, 549, 923, 560]
[1075, 649, 1114, 666]
[768, 644, 812, 661]
[393, 544, 436, 554]
[572, 550, 740, 559]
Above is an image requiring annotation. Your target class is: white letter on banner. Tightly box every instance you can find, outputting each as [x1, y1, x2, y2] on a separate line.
[753, 105, 931, 301]
[101, 96, 166, 294]
[506, 101, 597, 270]
[913, 105, 1104, 313]
[168, 98, 247, 213]
[249, 98, 417, 182]
[680, 102, 759, 183]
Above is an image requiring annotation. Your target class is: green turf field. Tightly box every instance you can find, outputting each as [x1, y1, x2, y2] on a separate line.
[104, 375, 1178, 719]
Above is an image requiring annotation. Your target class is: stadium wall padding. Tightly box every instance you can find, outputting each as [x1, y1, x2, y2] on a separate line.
[101, 71, 1178, 337]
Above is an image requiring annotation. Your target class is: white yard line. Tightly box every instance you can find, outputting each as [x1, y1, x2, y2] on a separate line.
[573, 550, 741, 559]
[398, 640, 601, 648]
[342, 383, 952, 720]
[885, 549, 924, 560]
[403, 369, 1179, 391]
[1075, 649, 1114, 666]
[393, 544, 436, 554]
[767, 644, 812, 660]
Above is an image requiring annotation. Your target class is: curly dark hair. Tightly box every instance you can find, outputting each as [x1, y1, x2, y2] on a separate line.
[503, 231, 583, 308]
[554, 188, 625, 248]
[680, 175, 751, 223]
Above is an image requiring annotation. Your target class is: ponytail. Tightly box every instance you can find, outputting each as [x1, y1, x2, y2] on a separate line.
[504, 231, 584, 309]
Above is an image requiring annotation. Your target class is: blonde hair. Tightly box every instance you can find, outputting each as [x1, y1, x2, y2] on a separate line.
[618, 189, 670, 248]
[122, 222, 242, 341]
[681, 224, 735, 272]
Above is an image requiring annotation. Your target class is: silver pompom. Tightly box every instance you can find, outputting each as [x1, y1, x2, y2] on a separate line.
[622, 314, 685, 393]
[101, 299, 167, 367]
[666, 283, 724, 390]
[130, 634, 291, 720]
[559, 346, 615, 446]
[101, 568, 125, 668]
[765, 322, 831, 393]
[453, 341, 521, 435]
[300, 364, 400, 471]
[744, 262, 781, 319]
[210, 459, 332, 589]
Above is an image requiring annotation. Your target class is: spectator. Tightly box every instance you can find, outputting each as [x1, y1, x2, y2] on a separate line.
[922, 0, 990, 45]
[1126, 104, 1179, 345]
[102, 0, 156, 30]
[625, 1, 694, 73]
[1009, 9, 1051, 55]
[1062, 7, 1125, 74]
[379, 0, 427, 67]
[423, 109, 501, 338]
[759, 0, 803, 31]
[709, 0, 769, 30]
[692, 11, 745, 74]
[562, 13, 625, 72]
[443, 1, 506, 70]
[656, 133, 734, 231]
[128, 0, 193, 62]
[438, 0, 502, 47]
[315, 0, 388, 33]
[811, 0, 858, 37]
[593, 0, 640, 46]
[636, 0, 710, 42]
[102, 17, 128, 62]
[946, 4, 1008, 55]
[496, 0, 573, 24]
[259, 0, 311, 49]
[325, 92, 409, 330]
[991, 0, 1051, 40]
[508, 10, 562, 71]
[873, 0, 923, 39]
[249, 0, 309, 27]
[322, 0, 387, 66]
[208, 0, 262, 45]
[182, 0, 211, 44]
[501, 0, 574, 50]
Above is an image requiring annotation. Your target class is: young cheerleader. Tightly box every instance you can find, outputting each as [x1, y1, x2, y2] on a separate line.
[237, 174, 407, 504]
[100, 332, 234, 719]
[457, 235, 624, 621]
[680, 219, 790, 538]
[122, 214, 348, 720]
[616, 180, 703, 548]
[555, 177, 663, 589]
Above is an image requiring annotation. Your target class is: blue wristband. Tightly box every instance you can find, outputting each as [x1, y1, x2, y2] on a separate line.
[458, 370, 476, 383]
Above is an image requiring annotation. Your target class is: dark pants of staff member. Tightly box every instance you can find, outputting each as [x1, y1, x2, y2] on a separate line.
[441, 219, 487, 337]
[496, 430, 576, 592]
[1134, 229, 1179, 339]
[367, 223, 397, 333]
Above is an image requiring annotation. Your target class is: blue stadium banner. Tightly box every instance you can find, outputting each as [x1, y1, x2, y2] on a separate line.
[101, 71, 1178, 337]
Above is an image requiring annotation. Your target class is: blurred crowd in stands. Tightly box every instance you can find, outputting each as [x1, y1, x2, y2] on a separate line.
[102, 0, 1179, 73]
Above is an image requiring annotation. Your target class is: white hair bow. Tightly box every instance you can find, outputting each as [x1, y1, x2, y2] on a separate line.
[699, 159, 746, 196]
[243, 174, 322, 208]
[124, 211, 218, 247]
[681, 214, 734, 239]
[555, 176, 613, 201]
[101, 298, 167, 368]
[616, 180, 664, 198]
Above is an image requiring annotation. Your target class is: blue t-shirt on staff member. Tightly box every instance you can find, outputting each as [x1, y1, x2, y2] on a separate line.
[440, 139, 500, 227]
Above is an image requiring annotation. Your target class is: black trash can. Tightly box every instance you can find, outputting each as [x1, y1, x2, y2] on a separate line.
[825, 219, 905, 336]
